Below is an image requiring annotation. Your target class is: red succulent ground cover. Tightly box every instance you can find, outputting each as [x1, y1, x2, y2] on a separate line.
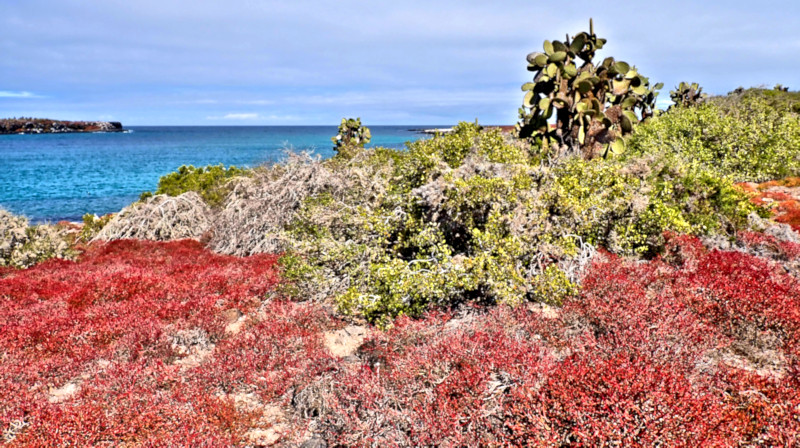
[2, 236, 800, 446]
[0, 240, 338, 446]
[740, 177, 800, 231]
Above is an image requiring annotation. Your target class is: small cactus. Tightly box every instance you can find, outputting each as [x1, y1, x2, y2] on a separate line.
[516, 19, 662, 159]
[669, 82, 706, 108]
[332, 118, 371, 152]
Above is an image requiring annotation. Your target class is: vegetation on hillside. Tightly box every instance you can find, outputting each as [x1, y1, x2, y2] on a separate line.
[85, 22, 799, 328]
[0, 118, 123, 134]
[627, 95, 800, 182]
[719, 85, 800, 113]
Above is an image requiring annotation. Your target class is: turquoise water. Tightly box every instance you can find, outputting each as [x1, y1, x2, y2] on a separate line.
[0, 126, 435, 222]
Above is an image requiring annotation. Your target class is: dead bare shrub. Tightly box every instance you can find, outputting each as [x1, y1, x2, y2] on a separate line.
[93, 192, 212, 242]
[210, 151, 391, 256]
[0, 207, 75, 268]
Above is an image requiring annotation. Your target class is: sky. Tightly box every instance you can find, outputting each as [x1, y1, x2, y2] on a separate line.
[1, 0, 798, 126]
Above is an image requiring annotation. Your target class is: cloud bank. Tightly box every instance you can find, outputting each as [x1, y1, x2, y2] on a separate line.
[0, 91, 42, 99]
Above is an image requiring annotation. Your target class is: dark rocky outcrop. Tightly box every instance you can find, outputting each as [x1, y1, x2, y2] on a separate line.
[0, 118, 124, 134]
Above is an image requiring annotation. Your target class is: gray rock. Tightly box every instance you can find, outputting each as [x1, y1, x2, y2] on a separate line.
[299, 438, 326, 448]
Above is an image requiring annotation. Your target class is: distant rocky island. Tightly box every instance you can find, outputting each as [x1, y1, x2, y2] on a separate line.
[0, 118, 124, 134]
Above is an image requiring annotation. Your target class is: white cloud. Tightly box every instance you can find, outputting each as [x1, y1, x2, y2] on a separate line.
[205, 112, 299, 122]
[235, 100, 275, 105]
[208, 113, 261, 120]
[0, 91, 42, 98]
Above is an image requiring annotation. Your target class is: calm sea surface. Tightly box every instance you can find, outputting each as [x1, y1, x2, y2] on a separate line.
[0, 126, 436, 223]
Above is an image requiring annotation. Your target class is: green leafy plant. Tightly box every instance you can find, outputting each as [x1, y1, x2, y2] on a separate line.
[268, 123, 759, 325]
[516, 19, 662, 159]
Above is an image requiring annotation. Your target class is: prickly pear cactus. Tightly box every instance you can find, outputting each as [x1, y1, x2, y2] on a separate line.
[669, 82, 706, 108]
[516, 19, 663, 159]
[332, 117, 371, 152]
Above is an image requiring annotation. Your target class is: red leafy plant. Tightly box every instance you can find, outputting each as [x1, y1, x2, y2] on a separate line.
[2, 235, 800, 446]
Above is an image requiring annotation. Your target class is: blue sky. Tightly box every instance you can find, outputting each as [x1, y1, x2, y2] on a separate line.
[1, 0, 798, 125]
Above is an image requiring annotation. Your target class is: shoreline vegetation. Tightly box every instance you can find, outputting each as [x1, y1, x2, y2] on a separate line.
[0, 118, 124, 134]
[2, 21, 800, 446]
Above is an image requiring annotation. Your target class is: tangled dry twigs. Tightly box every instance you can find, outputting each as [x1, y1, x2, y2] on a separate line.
[210, 152, 390, 256]
[93, 192, 212, 242]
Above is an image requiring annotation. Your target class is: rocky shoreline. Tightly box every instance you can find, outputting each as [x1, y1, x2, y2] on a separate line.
[411, 125, 516, 135]
[0, 118, 124, 134]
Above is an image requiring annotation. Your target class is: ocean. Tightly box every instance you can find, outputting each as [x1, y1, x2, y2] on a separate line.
[0, 126, 436, 223]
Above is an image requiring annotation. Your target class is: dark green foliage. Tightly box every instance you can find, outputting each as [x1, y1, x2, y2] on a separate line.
[79, 213, 114, 242]
[516, 19, 662, 159]
[332, 117, 371, 154]
[669, 82, 706, 108]
[140, 164, 247, 207]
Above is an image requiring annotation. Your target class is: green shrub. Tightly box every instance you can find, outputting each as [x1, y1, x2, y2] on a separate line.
[717, 86, 800, 114]
[140, 164, 247, 207]
[79, 213, 114, 242]
[272, 123, 760, 325]
[627, 97, 800, 181]
[332, 117, 371, 155]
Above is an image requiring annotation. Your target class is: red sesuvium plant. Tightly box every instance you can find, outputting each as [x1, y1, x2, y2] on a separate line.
[0, 240, 339, 445]
[740, 177, 800, 231]
[2, 235, 800, 446]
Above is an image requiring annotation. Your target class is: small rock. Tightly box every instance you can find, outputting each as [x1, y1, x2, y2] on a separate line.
[299, 437, 327, 448]
[527, 302, 560, 319]
[242, 404, 288, 446]
[246, 427, 283, 446]
[225, 317, 246, 336]
[323, 325, 367, 358]
[170, 328, 215, 368]
[292, 383, 326, 418]
[221, 308, 243, 324]
[48, 382, 79, 403]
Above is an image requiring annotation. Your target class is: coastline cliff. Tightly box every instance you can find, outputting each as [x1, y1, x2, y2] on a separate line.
[0, 118, 124, 134]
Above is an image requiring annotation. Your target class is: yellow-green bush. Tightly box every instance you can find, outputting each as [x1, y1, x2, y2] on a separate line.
[627, 97, 800, 182]
[79, 213, 114, 242]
